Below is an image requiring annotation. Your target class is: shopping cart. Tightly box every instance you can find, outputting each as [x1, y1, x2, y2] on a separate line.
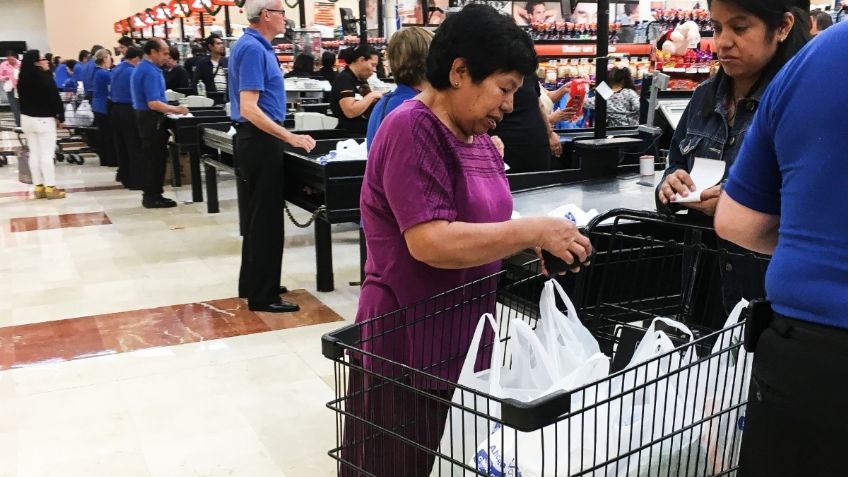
[322, 209, 770, 477]
[56, 91, 96, 165]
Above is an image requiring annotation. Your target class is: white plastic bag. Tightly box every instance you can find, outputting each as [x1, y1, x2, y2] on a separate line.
[431, 314, 561, 477]
[74, 100, 94, 126]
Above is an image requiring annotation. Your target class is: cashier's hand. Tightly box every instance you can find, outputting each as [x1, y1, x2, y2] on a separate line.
[490, 136, 505, 158]
[283, 131, 316, 153]
[549, 131, 562, 157]
[683, 185, 721, 216]
[535, 217, 593, 274]
[658, 169, 696, 205]
[173, 105, 189, 115]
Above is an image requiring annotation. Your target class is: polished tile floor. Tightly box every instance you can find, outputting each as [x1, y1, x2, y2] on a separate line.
[0, 132, 362, 476]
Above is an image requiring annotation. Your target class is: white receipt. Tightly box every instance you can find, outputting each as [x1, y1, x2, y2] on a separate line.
[595, 81, 613, 101]
[671, 157, 726, 203]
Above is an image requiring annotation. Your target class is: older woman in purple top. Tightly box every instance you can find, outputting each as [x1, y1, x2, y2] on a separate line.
[343, 5, 593, 476]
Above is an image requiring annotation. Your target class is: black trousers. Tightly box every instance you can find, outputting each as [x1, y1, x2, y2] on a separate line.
[740, 313, 848, 476]
[236, 122, 287, 306]
[94, 111, 118, 167]
[112, 104, 145, 190]
[502, 142, 551, 173]
[135, 110, 169, 199]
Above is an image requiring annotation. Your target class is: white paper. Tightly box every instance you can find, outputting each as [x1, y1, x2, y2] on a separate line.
[671, 157, 725, 203]
[595, 81, 613, 101]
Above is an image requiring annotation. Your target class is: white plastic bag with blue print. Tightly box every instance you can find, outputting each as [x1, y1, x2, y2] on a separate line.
[430, 314, 560, 477]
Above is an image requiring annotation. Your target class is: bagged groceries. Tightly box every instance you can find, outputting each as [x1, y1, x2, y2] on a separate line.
[64, 100, 94, 127]
[433, 278, 753, 477]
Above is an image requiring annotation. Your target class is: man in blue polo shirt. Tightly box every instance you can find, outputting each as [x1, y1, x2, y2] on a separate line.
[111, 46, 144, 190]
[71, 50, 90, 91]
[82, 45, 104, 101]
[131, 38, 188, 209]
[715, 22, 848, 477]
[230, 0, 315, 313]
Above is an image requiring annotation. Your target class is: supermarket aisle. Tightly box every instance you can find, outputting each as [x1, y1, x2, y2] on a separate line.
[0, 137, 359, 476]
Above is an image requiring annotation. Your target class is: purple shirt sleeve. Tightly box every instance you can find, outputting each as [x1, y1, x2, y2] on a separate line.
[381, 111, 459, 232]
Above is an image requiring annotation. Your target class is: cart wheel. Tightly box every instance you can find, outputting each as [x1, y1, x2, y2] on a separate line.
[76, 155, 85, 165]
[67, 154, 77, 164]
[56, 152, 65, 162]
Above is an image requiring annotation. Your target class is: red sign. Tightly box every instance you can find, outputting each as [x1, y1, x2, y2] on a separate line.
[155, 4, 173, 21]
[211, 0, 237, 5]
[114, 21, 124, 33]
[189, 0, 212, 12]
[132, 14, 149, 29]
[169, 0, 191, 17]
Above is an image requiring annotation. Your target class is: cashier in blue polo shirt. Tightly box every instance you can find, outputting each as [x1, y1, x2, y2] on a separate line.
[82, 45, 104, 101]
[71, 50, 90, 90]
[715, 22, 848, 477]
[229, 0, 316, 313]
[111, 46, 144, 190]
[131, 38, 188, 209]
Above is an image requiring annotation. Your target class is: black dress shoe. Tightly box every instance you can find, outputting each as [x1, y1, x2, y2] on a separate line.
[249, 299, 300, 313]
[142, 197, 177, 209]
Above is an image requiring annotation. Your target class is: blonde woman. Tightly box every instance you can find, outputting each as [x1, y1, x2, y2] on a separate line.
[365, 26, 433, 149]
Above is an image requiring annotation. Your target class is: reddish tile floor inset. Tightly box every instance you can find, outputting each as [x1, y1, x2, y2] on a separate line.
[9, 211, 112, 233]
[0, 290, 344, 370]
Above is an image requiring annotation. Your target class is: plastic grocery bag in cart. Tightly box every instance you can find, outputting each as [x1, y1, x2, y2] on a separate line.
[474, 317, 701, 477]
[430, 313, 559, 477]
[432, 281, 610, 477]
[64, 100, 94, 127]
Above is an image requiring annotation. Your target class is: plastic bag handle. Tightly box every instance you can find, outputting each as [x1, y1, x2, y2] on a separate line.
[459, 313, 502, 379]
[490, 318, 558, 390]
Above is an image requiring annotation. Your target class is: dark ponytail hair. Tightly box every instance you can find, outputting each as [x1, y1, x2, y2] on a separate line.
[702, 0, 810, 115]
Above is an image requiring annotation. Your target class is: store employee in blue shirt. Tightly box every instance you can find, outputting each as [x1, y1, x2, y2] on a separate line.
[230, 0, 315, 313]
[131, 38, 188, 209]
[111, 47, 144, 190]
[71, 50, 90, 90]
[715, 22, 848, 477]
[82, 45, 104, 101]
[91, 49, 118, 168]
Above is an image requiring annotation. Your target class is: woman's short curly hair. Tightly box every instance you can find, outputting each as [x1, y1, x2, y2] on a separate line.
[386, 27, 433, 86]
[426, 4, 537, 90]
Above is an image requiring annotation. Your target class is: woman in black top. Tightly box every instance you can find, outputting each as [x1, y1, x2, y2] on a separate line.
[318, 51, 338, 83]
[330, 45, 382, 134]
[285, 54, 315, 79]
[18, 50, 65, 199]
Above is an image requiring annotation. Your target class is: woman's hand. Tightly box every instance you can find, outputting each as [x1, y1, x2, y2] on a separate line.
[490, 135, 505, 158]
[534, 217, 593, 273]
[658, 169, 696, 205]
[548, 131, 562, 157]
[548, 108, 569, 124]
[685, 185, 721, 216]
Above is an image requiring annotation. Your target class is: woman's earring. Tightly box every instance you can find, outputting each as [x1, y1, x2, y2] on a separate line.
[454, 82, 461, 88]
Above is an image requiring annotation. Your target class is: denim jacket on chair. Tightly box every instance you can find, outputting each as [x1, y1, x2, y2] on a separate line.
[655, 70, 769, 319]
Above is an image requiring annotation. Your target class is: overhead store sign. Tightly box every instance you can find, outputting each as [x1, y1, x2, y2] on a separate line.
[190, 0, 222, 14]
[169, 0, 191, 17]
[211, 0, 238, 5]
[132, 14, 148, 29]
[155, 4, 175, 21]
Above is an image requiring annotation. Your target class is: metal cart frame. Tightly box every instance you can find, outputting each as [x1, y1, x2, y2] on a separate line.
[322, 209, 770, 477]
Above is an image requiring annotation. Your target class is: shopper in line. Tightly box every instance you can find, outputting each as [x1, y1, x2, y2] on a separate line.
[284, 53, 315, 78]
[18, 50, 65, 199]
[330, 45, 382, 134]
[193, 34, 228, 95]
[345, 5, 592, 476]
[71, 50, 90, 90]
[365, 27, 433, 150]
[111, 46, 144, 189]
[714, 21, 848, 477]
[583, 65, 641, 127]
[810, 8, 833, 35]
[163, 46, 191, 91]
[0, 52, 21, 126]
[655, 0, 809, 324]
[317, 51, 337, 83]
[131, 39, 188, 209]
[491, 71, 560, 173]
[92, 49, 118, 168]
[183, 42, 206, 80]
[229, 0, 316, 313]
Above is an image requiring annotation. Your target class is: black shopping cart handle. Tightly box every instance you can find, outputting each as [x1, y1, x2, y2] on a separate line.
[541, 226, 593, 275]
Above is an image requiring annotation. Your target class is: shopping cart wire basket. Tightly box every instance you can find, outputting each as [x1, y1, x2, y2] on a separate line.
[322, 208, 770, 477]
